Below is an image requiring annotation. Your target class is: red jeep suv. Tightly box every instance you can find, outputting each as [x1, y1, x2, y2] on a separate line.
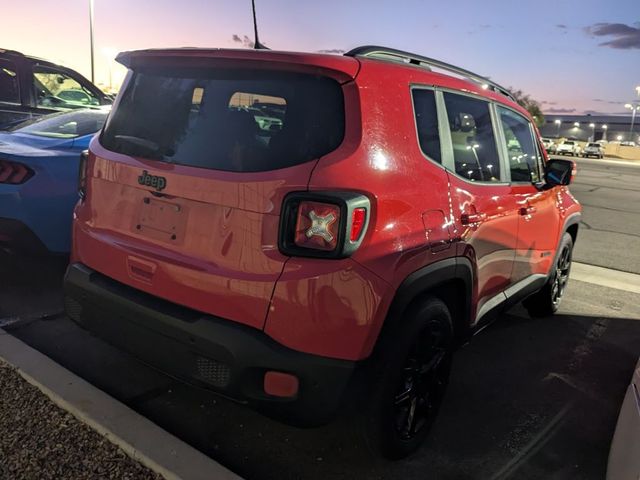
[64, 46, 581, 458]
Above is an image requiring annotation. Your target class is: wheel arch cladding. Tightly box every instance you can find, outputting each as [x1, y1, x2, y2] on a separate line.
[374, 257, 473, 354]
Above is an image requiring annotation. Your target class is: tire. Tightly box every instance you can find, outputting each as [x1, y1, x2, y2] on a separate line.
[358, 297, 454, 459]
[523, 233, 573, 317]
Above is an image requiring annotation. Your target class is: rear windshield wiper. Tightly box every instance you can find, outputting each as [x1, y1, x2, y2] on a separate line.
[114, 135, 164, 159]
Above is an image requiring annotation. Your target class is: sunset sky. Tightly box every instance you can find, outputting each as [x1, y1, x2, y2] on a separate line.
[2, 0, 639, 115]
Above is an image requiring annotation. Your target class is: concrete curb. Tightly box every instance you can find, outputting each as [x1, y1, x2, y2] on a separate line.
[0, 328, 242, 480]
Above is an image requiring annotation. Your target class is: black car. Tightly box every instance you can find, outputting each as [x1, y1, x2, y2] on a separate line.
[0, 49, 112, 128]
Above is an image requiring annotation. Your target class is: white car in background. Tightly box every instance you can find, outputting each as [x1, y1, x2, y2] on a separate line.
[541, 137, 556, 153]
[556, 140, 581, 156]
[582, 142, 604, 159]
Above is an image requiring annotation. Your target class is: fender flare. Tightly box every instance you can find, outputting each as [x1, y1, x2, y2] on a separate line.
[562, 212, 581, 240]
[379, 257, 474, 344]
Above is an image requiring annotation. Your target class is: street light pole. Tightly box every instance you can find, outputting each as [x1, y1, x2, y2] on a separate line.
[602, 124, 608, 142]
[555, 119, 561, 137]
[89, 0, 95, 84]
[589, 123, 595, 142]
[626, 103, 639, 141]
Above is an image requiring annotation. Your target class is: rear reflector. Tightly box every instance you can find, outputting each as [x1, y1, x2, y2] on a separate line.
[350, 207, 366, 242]
[264, 371, 299, 398]
[0, 160, 34, 184]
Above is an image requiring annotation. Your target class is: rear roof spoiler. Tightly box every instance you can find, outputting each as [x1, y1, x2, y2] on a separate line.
[115, 48, 360, 84]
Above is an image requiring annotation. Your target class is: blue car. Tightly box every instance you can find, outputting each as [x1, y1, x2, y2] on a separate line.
[0, 108, 109, 253]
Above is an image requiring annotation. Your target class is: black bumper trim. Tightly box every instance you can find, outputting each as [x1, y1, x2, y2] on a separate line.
[63, 263, 357, 426]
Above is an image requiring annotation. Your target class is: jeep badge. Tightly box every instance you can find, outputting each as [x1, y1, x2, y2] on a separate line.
[138, 170, 167, 191]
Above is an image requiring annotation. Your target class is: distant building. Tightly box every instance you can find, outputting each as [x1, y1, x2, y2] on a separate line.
[540, 114, 639, 143]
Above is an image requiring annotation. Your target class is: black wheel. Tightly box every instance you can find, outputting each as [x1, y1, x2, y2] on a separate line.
[358, 298, 453, 459]
[524, 233, 573, 317]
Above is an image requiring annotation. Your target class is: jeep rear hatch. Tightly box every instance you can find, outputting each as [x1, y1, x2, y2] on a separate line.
[75, 50, 356, 330]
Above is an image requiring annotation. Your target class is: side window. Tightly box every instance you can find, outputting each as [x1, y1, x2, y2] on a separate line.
[497, 106, 540, 182]
[0, 60, 20, 104]
[33, 66, 99, 109]
[412, 89, 441, 163]
[443, 92, 500, 182]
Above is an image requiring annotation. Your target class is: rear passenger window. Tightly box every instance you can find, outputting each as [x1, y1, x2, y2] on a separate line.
[443, 92, 500, 182]
[412, 89, 441, 163]
[497, 107, 540, 182]
[0, 60, 20, 104]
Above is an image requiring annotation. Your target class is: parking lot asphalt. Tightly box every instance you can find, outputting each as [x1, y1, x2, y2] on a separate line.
[1, 156, 639, 479]
[564, 156, 640, 275]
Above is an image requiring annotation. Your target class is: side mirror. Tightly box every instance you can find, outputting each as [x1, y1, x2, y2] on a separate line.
[545, 159, 576, 186]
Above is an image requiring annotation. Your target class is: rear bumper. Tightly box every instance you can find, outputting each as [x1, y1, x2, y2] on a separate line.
[63, 263, 357, 426]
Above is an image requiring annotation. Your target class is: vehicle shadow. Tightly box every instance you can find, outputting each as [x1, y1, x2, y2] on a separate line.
[3, 252, 639, 479]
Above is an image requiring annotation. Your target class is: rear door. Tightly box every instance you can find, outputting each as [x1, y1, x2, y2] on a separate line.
[439, 91, 520, 325]
[75, 59, 353, 330]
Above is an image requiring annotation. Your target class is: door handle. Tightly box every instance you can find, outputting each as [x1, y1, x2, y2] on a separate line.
[461, 212, 487, 225]
[519, 206, 537, 216]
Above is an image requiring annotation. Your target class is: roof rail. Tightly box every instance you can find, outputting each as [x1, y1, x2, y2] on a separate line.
[344, 45, 516, 102]
[0, 48, 24, 56]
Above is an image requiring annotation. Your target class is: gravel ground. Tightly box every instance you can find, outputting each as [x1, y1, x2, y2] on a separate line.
[0, 360, 162, 480]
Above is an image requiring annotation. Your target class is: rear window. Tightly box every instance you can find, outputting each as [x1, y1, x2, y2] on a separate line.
[587, 143, 599, 147]
[100, 67, 345, 172]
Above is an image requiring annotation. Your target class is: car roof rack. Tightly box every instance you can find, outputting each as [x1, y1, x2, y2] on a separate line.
[0, 48, 24, 56]
[344, 45, 516, 102]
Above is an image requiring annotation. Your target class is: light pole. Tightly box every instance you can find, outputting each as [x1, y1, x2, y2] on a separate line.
[555, 119, 561, 137]
[589, 123, 595, 142]
[625, 103, 639, 141]
[602, 124, 608, 142]
[101, 47, 118, 91]
[89, 0, 95, 83]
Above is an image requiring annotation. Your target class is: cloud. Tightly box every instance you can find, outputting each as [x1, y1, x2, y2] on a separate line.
[592, 98, 625, 105]
[584, 23, 640, 49]
[546, 108, 577, 113]
[316, 49, 345, 54]
[541, 100, 558, 105]
[231, 34, 257, 48]
[556, 24, 568, 29]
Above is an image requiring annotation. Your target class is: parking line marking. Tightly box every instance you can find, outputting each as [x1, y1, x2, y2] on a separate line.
[570, 263, 640, 295]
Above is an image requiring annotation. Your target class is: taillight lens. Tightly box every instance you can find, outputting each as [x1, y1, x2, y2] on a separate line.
[78, 150, 88, 199]
[0, 160, 34, 184]
[294, 201, 341, 251]
[280, 192, 370, 259]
